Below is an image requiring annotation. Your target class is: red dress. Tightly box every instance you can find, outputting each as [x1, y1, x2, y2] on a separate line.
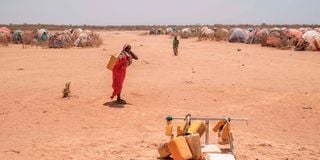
[111, 53, 130, 99]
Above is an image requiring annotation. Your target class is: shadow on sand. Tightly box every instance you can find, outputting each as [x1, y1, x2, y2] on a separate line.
[103, 101, 126, 108]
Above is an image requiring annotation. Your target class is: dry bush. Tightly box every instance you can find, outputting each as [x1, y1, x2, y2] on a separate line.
[0, 36, 9, 46]
[62, 82, 71, 98]
[91, 33, 102, 47]
[0, 31, 10, 46]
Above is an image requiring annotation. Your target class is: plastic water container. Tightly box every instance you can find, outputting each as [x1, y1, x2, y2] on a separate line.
[168, 136, 193, 160]
[185, 134, 202, 160]
[106, 55, 117, 71]
[188, 121, 207, 137]
[158, 142, 171, 158]
[165, 122, 174, 137]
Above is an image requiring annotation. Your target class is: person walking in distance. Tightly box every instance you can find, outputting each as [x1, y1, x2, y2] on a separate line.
[173, 36, 179, 56]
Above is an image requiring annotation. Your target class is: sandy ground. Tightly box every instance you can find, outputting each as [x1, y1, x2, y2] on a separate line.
[0, 31, 320, 160]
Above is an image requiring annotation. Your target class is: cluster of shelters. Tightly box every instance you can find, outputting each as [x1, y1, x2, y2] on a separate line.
[150, 26, 320, 51]
[0, 27, 102, 48]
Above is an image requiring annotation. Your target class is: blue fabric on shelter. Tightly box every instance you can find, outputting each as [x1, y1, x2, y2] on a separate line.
[13, 30, 23, 43]
[38, 29, 48, 42]
[229, 28, 247, 43]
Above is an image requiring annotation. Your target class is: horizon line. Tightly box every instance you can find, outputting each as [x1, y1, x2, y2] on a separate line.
[2, 23, 320, 27]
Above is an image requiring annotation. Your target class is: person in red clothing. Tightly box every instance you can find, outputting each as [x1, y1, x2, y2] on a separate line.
[111, 44, 138, 104]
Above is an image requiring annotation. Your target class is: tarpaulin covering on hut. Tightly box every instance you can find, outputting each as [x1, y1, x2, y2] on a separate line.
[13, 30, 24, 43]
[38, 29, 48, 42]
[295, 31, 320, 51]
[228, 28, 247, 43]
[266, 30, 288, 48]
[49, 31, 73, 48]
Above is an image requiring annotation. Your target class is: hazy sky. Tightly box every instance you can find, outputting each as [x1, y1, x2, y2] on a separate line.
[1, 0, 319, 25]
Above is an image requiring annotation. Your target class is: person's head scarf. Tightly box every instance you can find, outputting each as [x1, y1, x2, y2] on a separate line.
[122, 44, 131, 53]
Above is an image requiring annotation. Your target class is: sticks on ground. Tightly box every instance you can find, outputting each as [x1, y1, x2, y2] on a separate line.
[62, 82, 71, 98]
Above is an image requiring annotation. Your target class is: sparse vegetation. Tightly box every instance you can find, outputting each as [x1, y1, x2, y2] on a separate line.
[62, 82, 71, 98]
[91, 33, 103, 47]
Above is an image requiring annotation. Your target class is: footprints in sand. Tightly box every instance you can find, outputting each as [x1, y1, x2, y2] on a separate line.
[302, 106, 313, 110]
[183, 68, 198, 85]
[136, 60, 150, 65]
[102, 140, 158, 159]
[245, 142, 320, 159]
[130, 92, 144, 97]
[184, 81, 194, 84]
[247, 142, 272, 151]
[0, 112, 8, 115]
[4, 150, 21, 154]
[137, 140, 158, 150]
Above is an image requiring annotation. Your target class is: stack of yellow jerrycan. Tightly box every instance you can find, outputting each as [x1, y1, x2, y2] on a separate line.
[185, 134, 202, 159]
[158, 114, 244, 160]
[158, 115, 205, 160]
[168, 136, 193, 160]
[212, 120, 233, 145]
[204, 119, 236, 160]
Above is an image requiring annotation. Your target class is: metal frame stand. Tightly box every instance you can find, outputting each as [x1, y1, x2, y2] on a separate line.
[169, 115, 248, 156]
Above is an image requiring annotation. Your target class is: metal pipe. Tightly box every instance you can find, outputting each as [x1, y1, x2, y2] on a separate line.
[171, 117, 248, 121]
[205, 120, 210, 145]
[183, 114, 191, 134]
[167, 115, 248, 156]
